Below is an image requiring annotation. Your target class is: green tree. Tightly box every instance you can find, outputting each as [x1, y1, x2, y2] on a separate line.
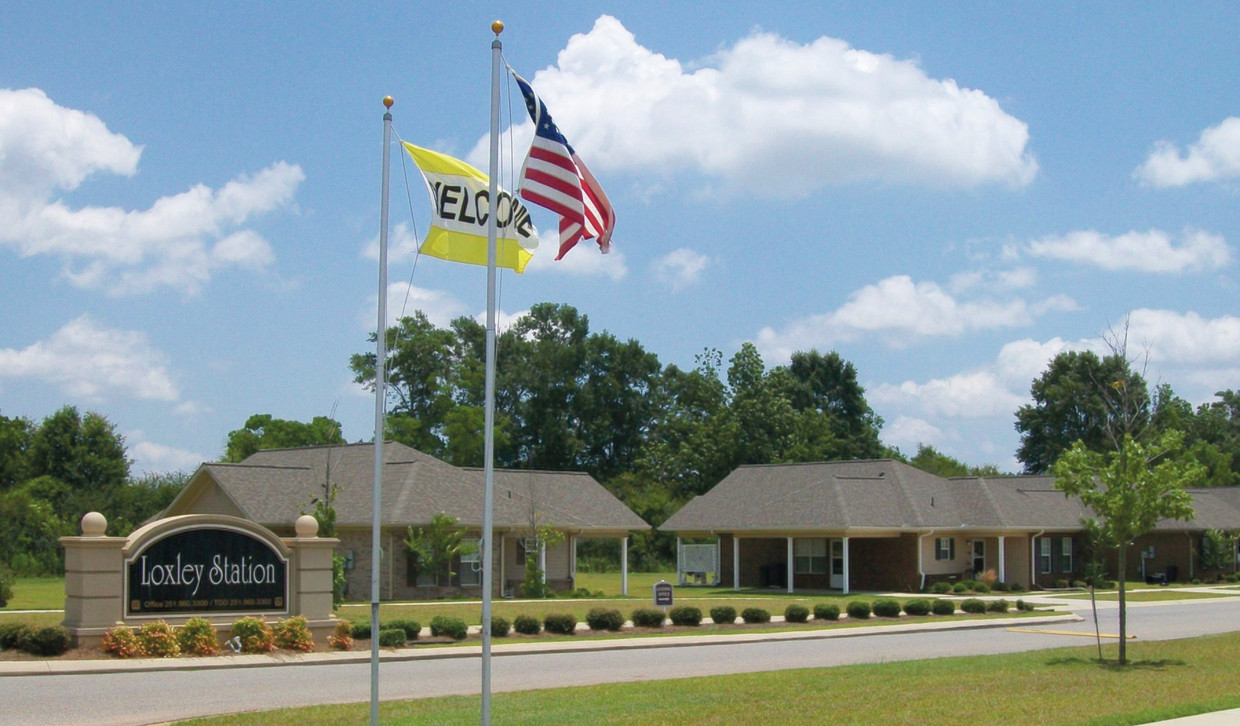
[404, 512, 475, 586]
[906, 444, 1005, 477]
[0, 412, 33, 491]
[107, 470, 190, 536]
[1054, 430, 1202, 664]
[223, 414, 345, 462]
[26, 406, 129, 522]
[1199, 529, 1238, 577]
[783, 349, 885, 460]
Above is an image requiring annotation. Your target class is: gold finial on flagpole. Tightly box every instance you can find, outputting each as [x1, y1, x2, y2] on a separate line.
[492, 20, 504, 35]
[383, 96, 394, 109]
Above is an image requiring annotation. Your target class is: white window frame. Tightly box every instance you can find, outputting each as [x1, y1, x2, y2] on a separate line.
[793, 538, 827, 575]
[1039, 538, 1052, 574]
[1060, 537, 1074, 574]
[935, 537, 955, 561]
[459, 537, 482, 587]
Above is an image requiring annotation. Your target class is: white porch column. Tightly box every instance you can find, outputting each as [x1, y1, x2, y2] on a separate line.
[570, 535, 577, 585]
[539, 540, 546, 585]
[733, 535, 740, 591]
[998, 536, 1007, 584]
[676, 536, 684, 586]
[786, 537, 795, 594]
[842, 536, 850, 595]
[621, 536, 629, 596]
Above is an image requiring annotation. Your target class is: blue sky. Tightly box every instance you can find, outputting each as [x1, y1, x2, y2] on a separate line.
[2, 2, 1238, 475]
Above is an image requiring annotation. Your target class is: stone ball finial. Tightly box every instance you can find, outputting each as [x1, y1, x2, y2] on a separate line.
[295, 514, 319, 538]
[81, 511, 108, 537]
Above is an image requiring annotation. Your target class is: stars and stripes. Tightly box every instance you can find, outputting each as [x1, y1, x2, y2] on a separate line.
[511, 70, 615, 260]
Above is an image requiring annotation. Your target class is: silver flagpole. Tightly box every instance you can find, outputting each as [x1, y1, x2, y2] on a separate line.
[481, 19, 504, 726]
[370, 95, 393, 726]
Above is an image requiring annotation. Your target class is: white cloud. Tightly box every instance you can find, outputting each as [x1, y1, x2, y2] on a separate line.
[522, 241, 628, 280]
[755, 275, 1064, 361]
[1136, 117, 1240, 187]
[477, 15, 1036, 194]
[0, 88, 303, 295]
[1126, 309, 1240, 365]
[651, 248, 709, 291]
[1028, 228, 1231, 273]
[0, 316, 179, 402]
[128, 438, 206, 476]
[881, 416, 947, 453]
[367, 281, 469, 330]
[872, 370, 1025, 420]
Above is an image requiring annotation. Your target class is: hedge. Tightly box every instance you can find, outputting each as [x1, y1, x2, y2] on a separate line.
[669, 606, 703, 626]
[709, 606, 737, 624]
[783, 604, 810, 623]
[740, 607, 771, 624]
[813, 603, 840, 621]
[543, 613, 578, 635]
[586, 608, 625, 631]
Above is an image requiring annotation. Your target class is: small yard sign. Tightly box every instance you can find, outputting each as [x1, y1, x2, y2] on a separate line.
[653, 579, 674, 608]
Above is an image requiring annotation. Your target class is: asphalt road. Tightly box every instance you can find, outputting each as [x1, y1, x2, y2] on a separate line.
[3, 597, 1237, 726]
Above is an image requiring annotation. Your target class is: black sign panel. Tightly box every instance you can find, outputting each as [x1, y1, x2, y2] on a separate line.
[126, 526, 288, 616]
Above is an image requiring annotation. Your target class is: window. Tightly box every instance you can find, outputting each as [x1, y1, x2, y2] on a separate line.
[1060, 537, 1074, 573]
[831, 539, 844, 576]
[935, 537, 955, 561]
[459, 538, 482, 587]
[794, 538, 827, 574]
[1039, 538, 1052, 574]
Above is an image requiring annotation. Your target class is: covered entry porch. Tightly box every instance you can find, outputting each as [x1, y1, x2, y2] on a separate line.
[709, 531, 918, 594]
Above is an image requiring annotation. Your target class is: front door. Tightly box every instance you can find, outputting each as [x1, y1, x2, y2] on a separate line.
[971, 539, 985, 576]
[830, 539, 844, 589]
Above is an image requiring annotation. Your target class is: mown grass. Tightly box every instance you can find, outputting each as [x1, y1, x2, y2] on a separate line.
[1, 577, 64, 611]
[174, 630, 1240, 725]
[1057, 590, 1232, 602]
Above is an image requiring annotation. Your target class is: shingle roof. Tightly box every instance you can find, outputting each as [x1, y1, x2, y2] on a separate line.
[172, 442, 648, 533]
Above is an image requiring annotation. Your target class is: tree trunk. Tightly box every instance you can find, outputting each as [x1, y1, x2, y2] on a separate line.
[1117, 545, 1127, 665]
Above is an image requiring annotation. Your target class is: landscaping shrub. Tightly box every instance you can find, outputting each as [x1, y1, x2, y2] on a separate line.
[961, 579, 979, 591]
[0, 622, 30, 650]
[972, 582, 991, 594]
[569, 588, 605, 598]
[0, 566, 13, 608]
[951, 582, 967, 594]
[102, 627, 142, 658]
[931, 599, 956, 616]
[631, 608, 666, 628]
[176, 617, 220, 656]
[871, 598, 901, 618]
[137, 621, 180, 658]
[813, 603, 840, 621]
[1072, 580, 1088, 589]
[992, 582, 1010, 592]
[929, 581, 952, 594]
[544, 613, 578, 635]
[1007, 582, 1025, 593]
[490, 617, 511, 637]
[586, 608, 625, 631]
[902, 598, 931, 616]
[740, 607, 771, 624]
[329, 619, 354, 650]
[986, 598, 1010, 613]
[350, 622, 372, 640]
[709, 606, 737, 624]
[429, 615, 468, 640]
[846, 601, 871, 619]
[274, 616, 314, 652]
[18, 626, 71, 657]
[670, 606, 703, 626]
[231, 617, 275, 653]
[513, 614, 541, 635]
[960, 598, 987, 614]
[385, 619, 422, 641]
[1016, 599, 1036, 612]
[783, 604, 810, 623]
[378, 628, 407, 647]
[1055, 579, 1070, 589]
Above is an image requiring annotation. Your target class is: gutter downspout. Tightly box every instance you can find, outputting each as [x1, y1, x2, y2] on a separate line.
[1031, 529, 1045, 590]
[1187, 531, 1194, 581]
[917, 530, 935, 591]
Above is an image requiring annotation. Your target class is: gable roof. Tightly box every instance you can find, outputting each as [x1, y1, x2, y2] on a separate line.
[164, 441, 648, 533]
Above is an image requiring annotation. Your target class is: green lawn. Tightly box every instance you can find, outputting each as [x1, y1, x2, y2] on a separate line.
[174, 630, 1240, 725]
[1058, 590, 1232, 602]
[1, 577, 64, 611]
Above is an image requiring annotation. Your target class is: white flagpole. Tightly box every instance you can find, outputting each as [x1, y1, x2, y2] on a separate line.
[480, 20, 504, 726]
[370, 95, 393, 726]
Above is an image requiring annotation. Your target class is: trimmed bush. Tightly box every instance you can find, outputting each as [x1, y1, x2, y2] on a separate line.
[350, 622, 372, 640]
[586, 608, 625, 631]
[569, 588, 605, 598]
[961, 579, 979, 591]
[902, 598, 931, 616]
[929, 581, 952, 594]
[429, 615, 469, 640]
[1016, 599, 1036, 612]
[0, 622, 31, 650]
[385, 619, 422, 640]
[992, 582, 1010, 592]
[951, 582, 968, 594]
[972, 582, 991, 594]
[783, 604, 810, 623]
[931, 599, 956, 615]
[378, 628, 407, 647]
[490, 617, 511, 637]
[329, 619, 354, 650]
[513, 614, 541, 635]
[986, 598, 1010, 613]
[543, 613, 578, 635]
[813, 603, 840, 621]
[231, 617, 275, 654]
[740, 607, 771, 624]
[137, 621, 180, 658]
[1008, 582, 1025, 593]
[102, 627, 142, 658]
[872, 598, 902, 618]
[846, 601, 871, 619]
[18, 626, 71, 657]
[669, 606, 703, 626]
[177, 617, 220, 656]
[1055, 579, 1070, 589]
[631, 608, 666, 628]
[274, 616, 315, 652]
[960, 598, 987, 614]
[709, 606, 737, 625]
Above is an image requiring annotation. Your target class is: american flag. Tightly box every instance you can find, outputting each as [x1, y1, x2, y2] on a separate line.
[511, 71, 615, 260]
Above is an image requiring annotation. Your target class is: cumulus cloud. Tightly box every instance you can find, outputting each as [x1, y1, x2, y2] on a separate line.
[755, 275, 1070, 361]
[1126, 309, 1240, 365]
[0, 316, 179, 402]
[128, 438, 206, 476]
[1028, 228, 1231, 273]
[651, 248, 709, 291]
[1136, 117, 1240, 187]
[0, 88, 302, 295]
[364, 281, 469, 330]
[477, 15, 1036, 194]
[871, 370, 1025, 420]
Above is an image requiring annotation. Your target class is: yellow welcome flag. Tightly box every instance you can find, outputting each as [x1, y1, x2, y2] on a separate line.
[402, 142, 538, 273]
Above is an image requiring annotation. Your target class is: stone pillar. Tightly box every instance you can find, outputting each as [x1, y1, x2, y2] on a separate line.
[283, 515, 340, 645]
[61, 512, 126, 648]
